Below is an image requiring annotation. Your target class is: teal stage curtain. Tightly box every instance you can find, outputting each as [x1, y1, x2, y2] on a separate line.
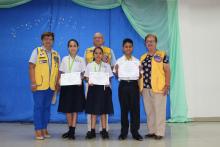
[0, 0, 31, 8]
[0, 0, 188, 122]
[73, 0, 189, 123]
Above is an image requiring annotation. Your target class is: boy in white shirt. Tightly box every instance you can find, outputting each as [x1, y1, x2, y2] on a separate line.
[114, 38, 143, 141]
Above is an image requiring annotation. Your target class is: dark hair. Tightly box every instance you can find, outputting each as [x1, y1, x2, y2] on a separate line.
[93, 47, 103, 61]
[145, 34, 158, 43]
[41, 32, 55, 40]
[123, 38, 133, 46]
[93, 47, 103, 54]
[67, 39, 79, 47]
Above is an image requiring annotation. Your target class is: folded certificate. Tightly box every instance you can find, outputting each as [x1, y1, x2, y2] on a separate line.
[89, 72, 109, 85]
[60, 72, 81, 86]
[118, 61, 139, 78]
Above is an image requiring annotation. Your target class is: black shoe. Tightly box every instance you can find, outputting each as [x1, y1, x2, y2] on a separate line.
[62, 127, 72, 139]
[86, 130, 96, 139]
[69, 133, 75, 140]
[132, 133, 143, 141]
[68, 127, 75, 140]
[154, 135, 163, 140]
[118, 134, 127, 140]
[100, 129, 109, 139]
[62, 131, 69, 138]
[145, 133, 156, 138]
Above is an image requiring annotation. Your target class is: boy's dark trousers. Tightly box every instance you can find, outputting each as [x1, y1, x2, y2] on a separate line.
[118, 80, 140, 136]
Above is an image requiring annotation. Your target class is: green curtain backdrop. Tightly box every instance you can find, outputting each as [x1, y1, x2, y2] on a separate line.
[74, 0, 189, 123]
[0, 0, 31, 8]
[0, 0, 188, 122]
[167, 0, 188, 122]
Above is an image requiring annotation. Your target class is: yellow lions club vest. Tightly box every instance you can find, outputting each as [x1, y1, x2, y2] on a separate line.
[85, 46, 112, 64]
[35, 47, 59, 90]
[139, 50, 166, 93]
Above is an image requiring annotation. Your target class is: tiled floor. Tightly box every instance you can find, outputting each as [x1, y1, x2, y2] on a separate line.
[0, 122, 220, 147]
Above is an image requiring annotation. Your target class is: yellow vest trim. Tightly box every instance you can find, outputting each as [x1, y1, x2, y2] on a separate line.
[139, 50, 166, 93]
[35, 48, 59, 90]
[85, 46, 112, 64]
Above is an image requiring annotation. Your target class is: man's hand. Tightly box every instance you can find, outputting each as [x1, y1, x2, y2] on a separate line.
[102, 55, 109, 63]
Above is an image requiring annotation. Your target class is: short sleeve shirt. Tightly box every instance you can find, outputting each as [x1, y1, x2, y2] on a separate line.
[142, 54, 169, 89]
[113, 55, 140, 81]
[84, 61, 113, 78]
[29, 46, 60, 70]
[59, 55, 86, 73]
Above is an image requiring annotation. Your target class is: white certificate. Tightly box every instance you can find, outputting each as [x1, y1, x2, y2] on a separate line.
[118, 61, 139, 78]
[89, 72, 109, 85]
[60, 72, 81, 86]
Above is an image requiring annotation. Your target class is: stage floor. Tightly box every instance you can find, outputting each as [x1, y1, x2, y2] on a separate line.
[0, 122, 220, 147]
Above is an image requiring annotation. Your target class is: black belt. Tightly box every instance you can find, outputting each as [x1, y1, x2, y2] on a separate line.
[120, 80, 138, 83]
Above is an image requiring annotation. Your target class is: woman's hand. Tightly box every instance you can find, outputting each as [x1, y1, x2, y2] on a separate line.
[31, 83, 37, 92]
[163, 85, 170, 96]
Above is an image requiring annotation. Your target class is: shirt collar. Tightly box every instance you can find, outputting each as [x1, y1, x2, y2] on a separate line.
[41, 46, 53, 53]
[123, 55, 133, 61]
[92, 45, 104, 49]
[69, 55, 78, 61]
[93, 61, 102, 65]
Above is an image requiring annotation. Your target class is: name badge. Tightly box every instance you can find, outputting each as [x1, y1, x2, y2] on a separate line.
[39, 53, 45, 57]
[39, 60, 48, 64]
[154, 55, 162, 62]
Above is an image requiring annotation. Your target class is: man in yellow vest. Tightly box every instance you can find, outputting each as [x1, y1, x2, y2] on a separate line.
[29, 32, 60, 140]
[139, 34, 170, 140]
[84, 32, 116, 133]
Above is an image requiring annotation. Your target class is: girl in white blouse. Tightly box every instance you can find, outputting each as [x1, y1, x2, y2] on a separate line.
[84, 47, 114, 139]
[58, 39, 86, 140]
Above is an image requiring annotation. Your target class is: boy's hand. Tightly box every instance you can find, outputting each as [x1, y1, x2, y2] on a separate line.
[139, 65, 143, 79]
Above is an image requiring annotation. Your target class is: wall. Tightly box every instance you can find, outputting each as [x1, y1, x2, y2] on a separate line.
[179, 0, 220, 118]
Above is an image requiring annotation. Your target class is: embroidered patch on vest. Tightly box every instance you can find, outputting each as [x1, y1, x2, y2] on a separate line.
[154, 55, 162, 62]
[39, 60, 48, 64]
[39, 53, 45, 57]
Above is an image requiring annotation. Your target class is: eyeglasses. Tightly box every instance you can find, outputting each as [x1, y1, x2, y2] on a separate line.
[146, 40, 156, 44]
[94, 52, 102, 55]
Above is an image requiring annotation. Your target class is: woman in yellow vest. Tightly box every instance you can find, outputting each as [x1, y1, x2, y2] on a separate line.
[139, 34, 170, 140]
[29, 32, 60, 140]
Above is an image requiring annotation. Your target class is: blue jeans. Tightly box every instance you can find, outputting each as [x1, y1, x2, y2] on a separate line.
[33, 89, 54, 130]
